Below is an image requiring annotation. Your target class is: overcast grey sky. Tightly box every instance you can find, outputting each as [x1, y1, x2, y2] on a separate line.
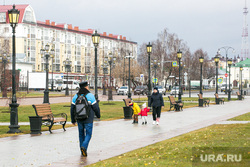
[5, 0, 247, 58]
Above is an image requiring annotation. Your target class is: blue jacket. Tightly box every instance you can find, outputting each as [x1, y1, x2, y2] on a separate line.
[149, 91, 164, 108]
[70, 93, 100, 123]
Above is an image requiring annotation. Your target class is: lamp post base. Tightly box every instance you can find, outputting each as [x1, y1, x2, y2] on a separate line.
[65, 87, 69, 96]
[7, 102, 21, 133]
[147, 94, 151, 107]
[103, 87, 106, 95]
[199, 99, 203, 107]
[108, 88, 113, 100]
[228, 91, 231, 101]
[2, 90, 7, 98]
[128, 92, 132, 99]
[215, 98, 220, 104]
[43, 90, 49, 104]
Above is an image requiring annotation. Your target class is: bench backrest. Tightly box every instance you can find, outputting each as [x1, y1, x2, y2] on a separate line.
[214, 93, 219, 98]
[236, 92, 240, 96]
[123, 99, 132, 107]
[168, 96, 176, 104]
[198, 94, 203, 99]
[32, 104, 53, 117]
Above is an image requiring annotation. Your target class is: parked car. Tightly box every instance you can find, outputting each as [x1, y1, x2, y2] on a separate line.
[221, 84, 232, 92]
[170, 86, 180, 95]
[117, 86, 132, 95]
[134, 85, 148, 95]
[203, 85, 210, 90]
[152, 85, 166, 95]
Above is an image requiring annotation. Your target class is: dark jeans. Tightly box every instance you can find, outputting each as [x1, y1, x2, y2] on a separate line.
[77, 121, 93, 150]
[152, 106, 161, 121]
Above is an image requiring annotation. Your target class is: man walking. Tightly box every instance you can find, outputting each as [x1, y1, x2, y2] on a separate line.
[71, 81, 101, 157]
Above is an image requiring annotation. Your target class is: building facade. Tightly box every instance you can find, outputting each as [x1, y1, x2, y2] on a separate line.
[0, 4, 137, 86]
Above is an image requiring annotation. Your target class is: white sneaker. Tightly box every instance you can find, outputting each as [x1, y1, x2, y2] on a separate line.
[156, 121, 159, 125]
[152, 121, 156, 125]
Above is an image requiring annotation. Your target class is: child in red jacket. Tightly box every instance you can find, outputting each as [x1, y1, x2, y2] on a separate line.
[138, 103, 150, 125]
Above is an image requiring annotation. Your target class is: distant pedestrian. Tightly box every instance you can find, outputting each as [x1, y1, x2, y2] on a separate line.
[129, 101, 140, 124]
[149, 87, 164, 125]
[71, 81, 101, 157]
[138, 103, 150, 125]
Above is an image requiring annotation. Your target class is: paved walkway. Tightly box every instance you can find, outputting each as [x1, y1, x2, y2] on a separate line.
[0, 98, 249, 167]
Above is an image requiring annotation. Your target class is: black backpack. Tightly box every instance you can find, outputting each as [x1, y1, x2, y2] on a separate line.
[74, 94, 90, 120]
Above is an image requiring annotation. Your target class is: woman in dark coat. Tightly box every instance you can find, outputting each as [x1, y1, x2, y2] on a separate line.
[149, 87, 164, 125]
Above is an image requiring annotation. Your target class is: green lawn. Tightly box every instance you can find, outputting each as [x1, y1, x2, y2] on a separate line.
[228, 112, 250, 121]
[133, 96, 238, 102]
[0, 91, 66, 98]
[89, 123, 249, 167]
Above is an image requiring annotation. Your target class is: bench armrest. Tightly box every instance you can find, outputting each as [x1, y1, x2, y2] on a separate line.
[53, 113, 67, 120]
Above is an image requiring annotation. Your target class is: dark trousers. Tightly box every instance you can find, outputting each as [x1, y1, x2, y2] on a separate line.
[153, 106, 161, 121]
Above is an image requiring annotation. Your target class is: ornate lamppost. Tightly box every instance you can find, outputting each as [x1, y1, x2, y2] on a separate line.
[240, 66, 243, 100]
[228, 59, 232, 100]
[92, 30, 100, 101]
[214, 53, 220, 104]
[151, 59, 160, 87]
[199, 56, 204, 107]
[40, 44, 55, 103]
[63, 58, 72, 96]
[7, 5, 21, 133]
[101, 63, 108, 95]
[51, 54, 54, 91]
[177, 50, 182, 101]
[125, 53, 134, 99]
[218, 46, 235, 94]
[146, 42, 152, 106]
[0, 53, 10, 98]
[105, 52, 116, 100]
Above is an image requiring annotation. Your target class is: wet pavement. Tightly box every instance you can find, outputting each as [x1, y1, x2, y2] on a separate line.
[0, 97, 249, 167]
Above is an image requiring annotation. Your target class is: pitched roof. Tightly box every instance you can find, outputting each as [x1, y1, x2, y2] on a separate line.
[0, 4, 29, 23]
[234, 58, 250, 67]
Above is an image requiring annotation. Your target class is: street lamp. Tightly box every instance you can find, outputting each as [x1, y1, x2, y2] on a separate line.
[214, 53, 220, 104]
[92, 30, 100, 101]
[146, 42, 152, 106]
[151, 59, 160, 87]
[63, 58, 72, 96]
[227, 59, 232, 100]
[125, 53, 134, 99]
[51, 49, 55, 91]
[40, 44, 55, 103]
[218, 46, 235, 94]
[7, 4, 21, 133]
[101, 63, 108, 95]
[199, 56, 204, 107]
[105, 52, 116, 100]
[177, 49, 182, 101]
[240, 66, 243, 100]
[0, 53, 11, 97]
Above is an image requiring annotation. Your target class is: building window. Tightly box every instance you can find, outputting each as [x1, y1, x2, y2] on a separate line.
[38, 65, 40, 70]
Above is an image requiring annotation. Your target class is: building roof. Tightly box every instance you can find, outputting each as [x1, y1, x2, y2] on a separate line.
[234, 58, 250, 67]
[0, 4, 28, 23]
[0, 4, 137, 44]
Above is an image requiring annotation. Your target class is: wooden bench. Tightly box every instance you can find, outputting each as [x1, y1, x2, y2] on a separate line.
[214, 93, 225, 104]
[236, 91, 244, 100]
[168, 96, 183, 111]
[32, 104, 67, 133]
[197, 94, 210, 107]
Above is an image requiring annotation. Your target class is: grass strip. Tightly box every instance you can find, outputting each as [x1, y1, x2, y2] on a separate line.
[88, 123, 249, 167]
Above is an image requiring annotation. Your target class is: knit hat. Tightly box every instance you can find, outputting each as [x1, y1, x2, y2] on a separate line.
[153, 87, 158, 91]
[142, 103, 146, 108]
[79, 81, 88, 88]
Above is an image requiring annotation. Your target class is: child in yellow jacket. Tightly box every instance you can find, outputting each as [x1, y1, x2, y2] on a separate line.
[129, 102, 140, 124]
